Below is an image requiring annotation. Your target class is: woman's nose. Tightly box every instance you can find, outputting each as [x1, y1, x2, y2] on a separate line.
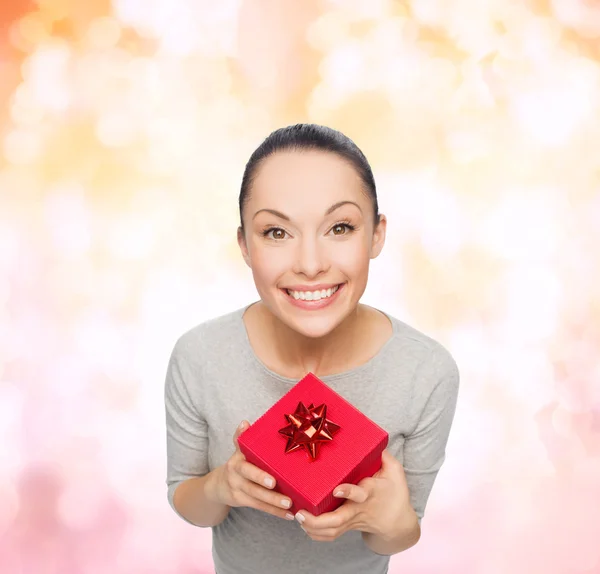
[292, 237, 328, 278]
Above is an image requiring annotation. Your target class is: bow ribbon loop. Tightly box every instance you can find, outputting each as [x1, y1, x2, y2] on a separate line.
[278, 401, 341, 460]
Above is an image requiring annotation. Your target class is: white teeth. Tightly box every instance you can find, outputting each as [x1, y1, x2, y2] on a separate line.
[286, 284, 340, 301]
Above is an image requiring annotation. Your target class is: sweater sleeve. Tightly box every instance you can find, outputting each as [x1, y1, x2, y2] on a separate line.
[164, 338, 210, 525]
[402, 347, 460, 525]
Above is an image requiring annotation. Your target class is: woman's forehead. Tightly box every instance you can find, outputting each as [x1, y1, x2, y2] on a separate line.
[250, 150, 366, 204]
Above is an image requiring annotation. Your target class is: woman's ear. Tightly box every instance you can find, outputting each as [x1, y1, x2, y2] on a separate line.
[370, 214, 387, 259]
[237, 226, 252, 268]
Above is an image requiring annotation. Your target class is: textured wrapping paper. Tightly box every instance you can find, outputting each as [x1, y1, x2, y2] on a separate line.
[238, 373, 389, 516]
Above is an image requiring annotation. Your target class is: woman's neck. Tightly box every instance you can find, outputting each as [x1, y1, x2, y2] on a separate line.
[255, 302, 369, 378]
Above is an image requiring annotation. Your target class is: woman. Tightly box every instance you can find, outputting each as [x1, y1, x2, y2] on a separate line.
[165, 124, 460, 574]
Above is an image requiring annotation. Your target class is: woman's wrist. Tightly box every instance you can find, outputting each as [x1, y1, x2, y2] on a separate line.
[362, 514, 420, 556]
[204, 465, 223, 504]
[172, 469, 231, 527]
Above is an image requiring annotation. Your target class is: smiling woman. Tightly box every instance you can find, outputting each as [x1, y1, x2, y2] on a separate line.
[237, 126, 387, 352]
[164, 124, 460, 574]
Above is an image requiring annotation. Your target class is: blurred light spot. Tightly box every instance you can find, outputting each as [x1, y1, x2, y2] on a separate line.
[452, 63, 496, 110]
[324, 0, 389, 19]
[551, 404, 572, 438]
[320, 41, 366, 94]
[57, 480, 105, 529]
[365, 19, 423, 94]
[96, 112, 137, 147]
[106, 215, 157, 260]
[0, 224, 20, 271]
[478, 190, 567, 262]
[0, 383, 25, 497]
[501, 264, 562, 343]
[113, 0, 157, 38]
[554, 338, 599, 406]
[115, 0, 239, 56]
[514, 63, 595, 146]
[0, 278, 10, 311]
[87, 17, 122, 50]
[428, 57, 459, 89]
[138, 270, 195, 329]
[96, 270, 131, 307]
[419, 188, 465, 259]
[76, 50, 132, 114]
[22, 42, 71, 112]
[36, 0, 70, 21]
[507, 350, 556, 408]
[43, 187, 92, 258]
[552, 0, 600, 39]
[446, 130, 491, 163]
[118, 0, 199, 54]
[160, 19, 199, 56]
[0, 477, 19, 538]
[17, 14, 50, 45]
[126, 58, 162, 112]
[307, 12, 350, 51]
[411, 0, 444, 26]
[8, 23, 29, 53]
[74, 311, 129, 377]
[2, 129, 42, 165]
[515, 90, 584, 146]
[377, 169, 438, 236]
[448, 321, 490, 379]
[10, 85, 45, 126]
[455, 407, 506, 486]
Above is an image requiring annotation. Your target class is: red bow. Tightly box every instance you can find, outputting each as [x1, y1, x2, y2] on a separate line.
[278, 401, 341, 460]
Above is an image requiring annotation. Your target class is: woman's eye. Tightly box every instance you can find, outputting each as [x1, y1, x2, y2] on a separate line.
[331, 223, 353, 236]
[265, 228, 286, 240]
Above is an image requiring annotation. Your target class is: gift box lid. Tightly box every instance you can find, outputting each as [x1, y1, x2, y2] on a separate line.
[238, 372, 389, 506]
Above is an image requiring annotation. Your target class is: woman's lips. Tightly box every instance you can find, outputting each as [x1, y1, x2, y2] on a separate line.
[281, 283, 344, 310]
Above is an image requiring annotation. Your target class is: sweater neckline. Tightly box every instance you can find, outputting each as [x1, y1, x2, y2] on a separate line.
[235, 301, 399, 384]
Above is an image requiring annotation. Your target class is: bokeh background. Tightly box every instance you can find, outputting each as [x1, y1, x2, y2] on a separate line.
[1, 0, 600, 572]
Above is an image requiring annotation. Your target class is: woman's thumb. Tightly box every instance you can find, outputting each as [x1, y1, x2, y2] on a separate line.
[233, 420, 249, 448]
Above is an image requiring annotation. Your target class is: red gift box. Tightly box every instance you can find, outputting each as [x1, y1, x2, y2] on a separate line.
[237, 372, 389, 516]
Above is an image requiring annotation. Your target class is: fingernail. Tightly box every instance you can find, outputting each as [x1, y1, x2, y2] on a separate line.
[285, 512, 294, 520]
[295, 512, 305, 523]
[334, 490, 344, 497]
[281, 499, 291, 508]
[264, 477, 274, 488]
[238, 422, 245, 430]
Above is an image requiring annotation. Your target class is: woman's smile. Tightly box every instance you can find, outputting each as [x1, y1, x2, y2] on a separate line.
[280, 282, 346, 310]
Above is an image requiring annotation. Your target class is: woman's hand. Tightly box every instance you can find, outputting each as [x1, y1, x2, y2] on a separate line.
[294, 449, 418, 542]
[205, 420, 296, 521]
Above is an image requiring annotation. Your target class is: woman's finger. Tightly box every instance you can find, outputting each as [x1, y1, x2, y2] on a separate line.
[237, 458, 277, 491]
[333, 483, 369, 504]
[295, 504, 355, 531]
[224, 459, 292, 515]
[301, 526, 343, 540]
[236, 491, 295, 521]
[232, 420, 249, 451]
[240, 477, 293, 513]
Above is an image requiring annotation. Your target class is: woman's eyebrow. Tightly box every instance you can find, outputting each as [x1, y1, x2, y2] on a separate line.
[252, 200, 362, 221]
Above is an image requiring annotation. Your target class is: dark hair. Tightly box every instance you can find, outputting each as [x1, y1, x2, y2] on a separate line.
[238, 123, 380, 233]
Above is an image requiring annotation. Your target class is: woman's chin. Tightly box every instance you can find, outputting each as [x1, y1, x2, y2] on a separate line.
[259, 284, 354, 338]
[279, 311, 349, 340]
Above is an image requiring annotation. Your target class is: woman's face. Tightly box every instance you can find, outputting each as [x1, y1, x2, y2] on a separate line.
[238, 150, 386, 339]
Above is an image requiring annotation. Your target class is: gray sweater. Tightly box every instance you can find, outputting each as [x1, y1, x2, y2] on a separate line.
[165, 302, 460, 574]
